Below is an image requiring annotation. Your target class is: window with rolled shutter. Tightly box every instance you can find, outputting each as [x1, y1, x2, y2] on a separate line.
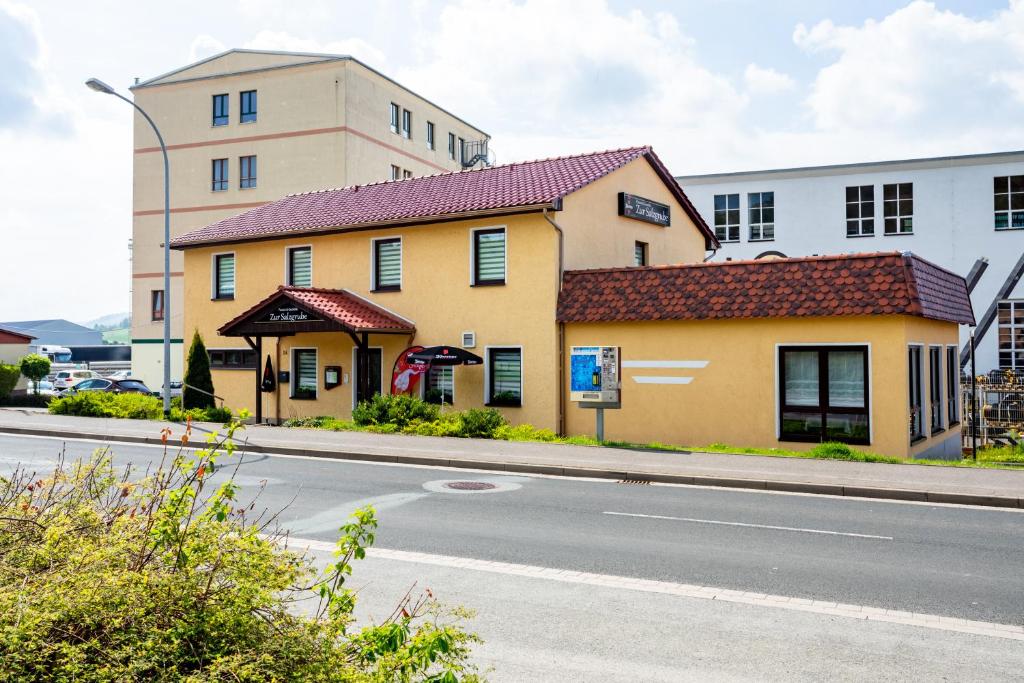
[374, 239, 401, 290]
[215, 254, 235, 299]
[488, 348, 521, 406]
[288, 247, 312, 287]
[292, 349, 317, 399]
[473, 229, 505, 285]
[425, 366, 453, 404]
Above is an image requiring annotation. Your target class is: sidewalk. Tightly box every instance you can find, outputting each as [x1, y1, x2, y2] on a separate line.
[1, 408, 1022, 509]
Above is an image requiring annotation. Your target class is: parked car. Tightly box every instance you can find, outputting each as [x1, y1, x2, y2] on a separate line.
[154, 381, 184, 400]
[58, 378, 154, 397]
[52, 369, 100, 391]
[106, 370, 132, 380]
[28, 380, 56, 396]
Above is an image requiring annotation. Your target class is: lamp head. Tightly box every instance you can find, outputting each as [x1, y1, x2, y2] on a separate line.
[85, 78, 116, 95]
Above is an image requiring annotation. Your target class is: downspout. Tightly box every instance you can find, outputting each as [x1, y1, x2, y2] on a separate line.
[543, 206, 566, 436]
[703, 239, 718, 263]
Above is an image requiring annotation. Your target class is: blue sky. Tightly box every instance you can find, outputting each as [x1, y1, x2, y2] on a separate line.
[1, 0, 1022, 320]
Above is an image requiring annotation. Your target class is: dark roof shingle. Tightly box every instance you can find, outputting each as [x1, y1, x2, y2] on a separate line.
[557, 252, 975, 326]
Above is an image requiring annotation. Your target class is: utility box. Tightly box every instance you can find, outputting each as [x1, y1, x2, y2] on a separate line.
[570, 346, 620, 404]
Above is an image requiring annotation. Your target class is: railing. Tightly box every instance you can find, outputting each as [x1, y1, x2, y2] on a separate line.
[180, 382, 226, 409]
[461, 139, 490, 168]
[962, 370, 1024, 450]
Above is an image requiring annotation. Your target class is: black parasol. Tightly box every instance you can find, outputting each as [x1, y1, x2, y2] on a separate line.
[407, 346, 483, 366]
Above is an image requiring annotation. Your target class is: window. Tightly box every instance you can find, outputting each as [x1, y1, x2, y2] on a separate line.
[487, 348, 521, 406]
[401, 109, 411, 138]
[373, 238, 401, 291]
[458, 137, 465, 164]
[426, 121, 435, 150]
[994, 175, 1024, 230]
[240, 155, 257, 189]
[748, 192, 774, 241]
[473, 228, 506, 285]
[779, 346, 869, 445]
[997, 301, 1024, 370]
[402, 169, 413, 179]
[909, 346, 924, 442]
[448, 133, 456, 160]
[287, 246, 312, 287]
[213, 253, 235, 300]
[240, 90, 257, 123]
[292, 349, 317, 400]
[634, 241, 648, 266]
[390, 164, 401, 181]
[390, 103, 400, 134]
[209, 348, 258, 369]
[883, 183, 913, 235]
[713, 194, 740, 242]
[151, 290, 164, 321]
[946, 346, 959, 425]
[212, 94, 228, 126]
[846, 185, 875, 237]
[425, 366, 453, 404]
[211, 158, 228, 191]
[929, 346, 943, 434]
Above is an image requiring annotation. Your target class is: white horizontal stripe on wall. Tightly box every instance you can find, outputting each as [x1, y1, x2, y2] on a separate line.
[622, 360, 709, 369]
[632, 376, 694, 385]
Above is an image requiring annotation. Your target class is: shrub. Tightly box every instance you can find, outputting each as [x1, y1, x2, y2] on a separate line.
[283, 415, 335, 428]
[493, 423, 559, 442]
[809, 441, 857, 460]
[457, 408, 507, 438]
[17, 354, 50, 395]
[352, 393, 440, 428]
[0, 393, 51, 408]
[0, 363, 18, 399]
[48, 391, 162, 419]
[403, 413, 464, 437]
[183, 329, 215, 410]
[0, 420, 481, 681]
[170, 405, 233, 424]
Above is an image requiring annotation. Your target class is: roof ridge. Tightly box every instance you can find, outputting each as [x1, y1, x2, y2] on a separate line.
[563, 251, 908, 277]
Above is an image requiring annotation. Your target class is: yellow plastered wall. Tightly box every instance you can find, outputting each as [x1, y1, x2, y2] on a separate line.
[563, 315, 961, 459]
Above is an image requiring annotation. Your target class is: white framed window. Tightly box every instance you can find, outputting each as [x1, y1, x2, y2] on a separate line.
[389, 103, 399, 134]
[994, 175, 1024, 230]
[945, 345, 959, 425]
[372, 237, 402, 291]
[471, 227, 506, 285]
[997, 300, 1024, 370]
[928, 345, 943, 434]
[426, 121, 435, 150]
[713, 194, 739, 242]
[287, 246, 312, 287]
[909, 344, 924, 442]
[448, 132, 456, 160]
[424, 366, 454, 404]
[846, 185, 875, 237]
[390, 164, 401, 181]
[402, 169, 413, 179]
[401, 109, 412, 138]
[212, 252, 235, 300]
[883, 183, 913, 235]
[486, 346, 522, 407]
[748, 191, 774, 241]
[458, 136, 465, 164]
[291, 347, 317, 400]
[634, 241, 648, 266]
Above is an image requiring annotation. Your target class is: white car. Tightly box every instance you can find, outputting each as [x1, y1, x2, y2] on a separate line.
[106, 370, 131, 380]
[52, 369, 100, 391]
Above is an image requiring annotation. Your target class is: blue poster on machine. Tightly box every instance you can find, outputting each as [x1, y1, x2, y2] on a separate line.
[571, 348, 599, 392]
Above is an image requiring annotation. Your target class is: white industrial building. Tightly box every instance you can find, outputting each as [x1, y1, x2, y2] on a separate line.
[677, 150, 1024, 374]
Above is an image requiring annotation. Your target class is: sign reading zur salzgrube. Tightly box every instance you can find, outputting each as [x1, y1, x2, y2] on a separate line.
[256, 303, 321, 324]
[618, 192, 670, 226]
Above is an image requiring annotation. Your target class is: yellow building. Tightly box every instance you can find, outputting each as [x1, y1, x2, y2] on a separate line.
[171, 146, 974, 459]
[130, 49, 489, 391]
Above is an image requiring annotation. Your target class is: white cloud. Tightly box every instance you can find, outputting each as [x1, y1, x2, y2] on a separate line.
[188, 34, 227, 62]
[242, 30, 389, 69]
[743, 63, 796, 95]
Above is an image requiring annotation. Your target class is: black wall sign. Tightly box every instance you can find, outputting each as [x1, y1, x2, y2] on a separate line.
[257, 303, 321, 324]
[618, 192, 670, 227]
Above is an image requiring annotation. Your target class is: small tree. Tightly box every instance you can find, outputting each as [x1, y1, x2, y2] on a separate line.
[0, 364, 19, 399]
[183, 330, 215, 410]
[19, 354, 50, 396]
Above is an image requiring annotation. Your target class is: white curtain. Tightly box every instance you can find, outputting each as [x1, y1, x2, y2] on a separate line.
[828, 351, 864, 408]
[784, 351, 819, 406]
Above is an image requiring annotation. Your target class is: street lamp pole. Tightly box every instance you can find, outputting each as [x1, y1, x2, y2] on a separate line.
[86, 78, 172, 418]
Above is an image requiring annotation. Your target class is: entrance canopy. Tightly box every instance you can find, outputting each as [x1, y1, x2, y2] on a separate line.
[218, 286, 416, 338]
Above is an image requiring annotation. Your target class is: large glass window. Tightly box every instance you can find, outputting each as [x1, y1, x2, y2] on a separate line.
[212, 94, 228, 126]
[211, 158, 228, 191]
[426, 121, 435, 150]
[214, 253, 235, 300]
[373, 238, 401, 291]
[929, 346, 943, 434]
[240, 155, 257, 189]
[209, 348, 258, 369]
[458, 137, 465, 164]
[997, 300, 1024, 370]
[994, 175, 1024, 230]
[448, 133, 456, 160]
[390, 103, 400, 133]
[390, 164, 401, 181]
[287, 246, 312, 287]
[748, 191, 774, 241]
[488, 348, 521, 406]
[240, 90, 257, 123]
[779, 346, 869, 444]
[713, 194, 740, 242]
[401, 109, 412, 138]
[846, 185, 875, 237]
[946, 346, 959, 425]
[883, 182, 913, 235]
[425, 366, 454, 404]
[473, 228, 506, 285]
[909, 346, 924, 442]
[292, 349, 317, 400]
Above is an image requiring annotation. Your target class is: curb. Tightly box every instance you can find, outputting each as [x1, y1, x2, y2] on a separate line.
[3, 425, 1022, 510]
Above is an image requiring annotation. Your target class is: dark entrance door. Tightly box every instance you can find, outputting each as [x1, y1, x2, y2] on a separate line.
[356, 348, 383, 404]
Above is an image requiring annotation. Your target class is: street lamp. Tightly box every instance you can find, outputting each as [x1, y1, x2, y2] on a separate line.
[86, 77, 172, 418]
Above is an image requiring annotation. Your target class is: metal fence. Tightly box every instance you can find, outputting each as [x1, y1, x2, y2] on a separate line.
[962, 369, 1024, 450]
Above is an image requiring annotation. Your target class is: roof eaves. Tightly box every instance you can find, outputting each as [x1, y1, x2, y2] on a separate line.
[131, 48, 343, 89]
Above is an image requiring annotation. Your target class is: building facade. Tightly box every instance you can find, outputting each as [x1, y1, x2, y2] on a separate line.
[676, 151, 1024, 374]
[130, 49, 489, 391]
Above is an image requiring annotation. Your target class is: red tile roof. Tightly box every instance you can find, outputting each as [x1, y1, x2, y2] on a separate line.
[0, 327, 35, 343]
[171, 147, 717, 249]
[218, 286, 415, 336]
[557, 252, 975, 326]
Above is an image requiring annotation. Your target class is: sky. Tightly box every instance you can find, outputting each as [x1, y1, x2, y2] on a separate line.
[0, 0, 1021, 322]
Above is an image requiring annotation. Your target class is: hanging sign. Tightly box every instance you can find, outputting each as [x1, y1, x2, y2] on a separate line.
[570, 346, 620, 403]
[618, 192, 670, 227]
[257, 303, 321, 324]
[261, 355, 276, 392]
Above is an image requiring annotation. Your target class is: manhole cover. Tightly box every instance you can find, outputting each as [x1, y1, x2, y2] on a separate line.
[444, 481, 498, 491]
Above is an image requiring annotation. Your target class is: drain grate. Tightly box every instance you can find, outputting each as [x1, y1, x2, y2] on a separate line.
[618, 479, 651, 485]
[444, 481, 498, 491]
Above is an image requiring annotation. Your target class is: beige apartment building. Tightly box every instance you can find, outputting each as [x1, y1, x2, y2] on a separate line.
[129, 49, 489, 390]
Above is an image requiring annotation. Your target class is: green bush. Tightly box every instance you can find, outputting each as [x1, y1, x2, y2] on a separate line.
[809, 441, 856, 459]
[403, 413, 464, 437]
[493, 423, 559, 442]
[352, 393, 440, 428]
[283, 415, 335, 428]
[170, 405, 233, 424]
[458, 408, 507, 438]
[0, 363, 19, 399]
[0, 393, 51, 408]
[17, 354, 50, 395]
[48, 391, 162, 419]
[0, 420, 481, 681]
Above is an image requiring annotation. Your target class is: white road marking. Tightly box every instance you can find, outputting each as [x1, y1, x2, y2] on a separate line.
[632, 376, 694, 385]
[603, 511, 894, 540]
[622, 360, 709, 369]
[283, 537, 1024, 642]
